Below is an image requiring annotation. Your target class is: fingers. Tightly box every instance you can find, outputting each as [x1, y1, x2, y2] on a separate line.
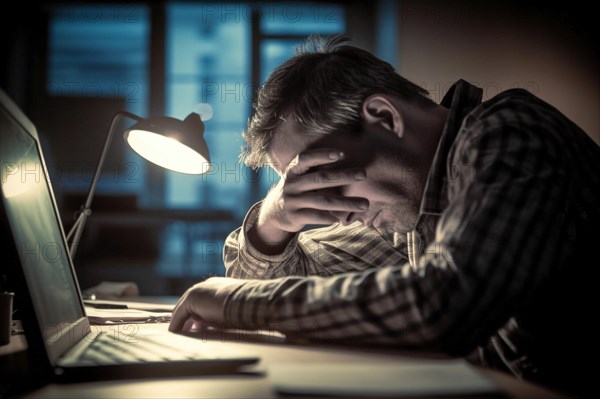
[182, 318, 198, 332]
[282, 149, 366, 193]
[293, 209, 339, 226]
[169, 291, 202, 332]
[255, 147, 369, 241]
[285, 148, 344, 179]
[169, 278, 239, 332]
[290, 168, 367, 192]
[289, 193, 369, 212]
[168, 296, 190, 332]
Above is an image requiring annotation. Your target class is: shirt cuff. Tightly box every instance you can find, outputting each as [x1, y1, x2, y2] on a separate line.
[239, 201, 301, 263]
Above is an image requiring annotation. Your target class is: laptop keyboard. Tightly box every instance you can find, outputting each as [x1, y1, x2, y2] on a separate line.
[78, 331, 216, 364]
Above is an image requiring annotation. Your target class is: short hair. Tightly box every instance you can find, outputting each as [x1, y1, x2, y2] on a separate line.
[241, 34, 434, 169]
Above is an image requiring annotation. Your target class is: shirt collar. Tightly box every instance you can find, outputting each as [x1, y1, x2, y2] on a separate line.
[419, 79, 483, 215]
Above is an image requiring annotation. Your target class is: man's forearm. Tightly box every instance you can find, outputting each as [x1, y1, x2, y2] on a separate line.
[223, 201, 410, 280]
[220, 257, 465, 348]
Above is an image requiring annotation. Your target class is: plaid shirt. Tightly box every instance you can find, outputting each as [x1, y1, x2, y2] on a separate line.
[222, 80, 599, 395]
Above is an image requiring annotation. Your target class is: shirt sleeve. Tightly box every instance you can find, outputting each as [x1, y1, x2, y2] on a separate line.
[223, 96, 571, 353]
[223, 201, 409, 279]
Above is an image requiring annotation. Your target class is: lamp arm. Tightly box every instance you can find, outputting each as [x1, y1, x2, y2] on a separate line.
[67, 111, 143, 258]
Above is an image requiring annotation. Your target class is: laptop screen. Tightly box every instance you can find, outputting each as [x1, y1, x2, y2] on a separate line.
[0, 89, 86, 360]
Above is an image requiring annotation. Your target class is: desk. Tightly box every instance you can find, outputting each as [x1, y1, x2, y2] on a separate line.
[0, 296, 567, 399]
[23, 330, 570, 399]
[4, 298, 570, 399]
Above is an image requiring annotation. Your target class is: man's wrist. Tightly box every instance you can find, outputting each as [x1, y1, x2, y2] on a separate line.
[243, 201, 295, 255]
[239, 201, 300, 263]
[248, 222, 294, 255]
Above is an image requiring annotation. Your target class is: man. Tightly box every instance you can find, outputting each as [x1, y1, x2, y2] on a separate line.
[170, 35, 599, 396]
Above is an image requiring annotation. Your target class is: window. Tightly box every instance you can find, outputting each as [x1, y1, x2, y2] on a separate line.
[47, 5, 150, 200]
[165, 3, 252, 212]
[46, 2, 351, 280]
[164, 2, 346, 214]
[161, 2, 345, 277]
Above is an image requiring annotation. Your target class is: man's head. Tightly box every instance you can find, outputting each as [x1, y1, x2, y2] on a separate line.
[244, 35, 447, 233]
[242, 35, 435, 170]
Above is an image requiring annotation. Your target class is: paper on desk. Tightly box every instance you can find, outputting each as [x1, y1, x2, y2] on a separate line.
[83, 281, 140, 299]
[268, 359, 501, 397]
[84, 306, 171, 325]
[85, 299, 175, 312]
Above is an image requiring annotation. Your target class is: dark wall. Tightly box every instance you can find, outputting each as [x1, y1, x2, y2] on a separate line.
[0, 3, 49, 112]
[396, 0, 598, 142]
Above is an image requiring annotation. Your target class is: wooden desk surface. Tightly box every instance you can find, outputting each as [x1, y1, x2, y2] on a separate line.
[19, 322, 569, 399]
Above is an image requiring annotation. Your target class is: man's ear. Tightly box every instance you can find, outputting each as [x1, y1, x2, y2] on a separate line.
[361, 94, 404, 138]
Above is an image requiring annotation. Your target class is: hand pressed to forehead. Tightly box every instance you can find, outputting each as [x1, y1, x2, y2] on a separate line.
[269, 119, 375, 177]
[278, 147, 367, 197]
[279, 148, 369, 210]
[251, 121, 377, 253]
[251, 145, 370, 253]
[283, 147, 345, 177]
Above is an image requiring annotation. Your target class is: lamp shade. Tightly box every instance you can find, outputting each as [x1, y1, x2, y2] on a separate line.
[123, 112, 210, 174]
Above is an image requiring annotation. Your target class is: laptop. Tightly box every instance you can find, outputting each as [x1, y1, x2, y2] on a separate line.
[0, 88, 259, 381]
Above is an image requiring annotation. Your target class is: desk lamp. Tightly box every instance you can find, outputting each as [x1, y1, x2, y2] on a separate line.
[65, 111, 210, 258]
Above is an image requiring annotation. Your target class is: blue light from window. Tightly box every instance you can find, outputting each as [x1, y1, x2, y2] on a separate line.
[260, 3, 345, 34]
[48, 5, 149, 116]
[165, 2, 346, 213]
[47, 4, 149, 198]
[165, 3, 252, 212]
